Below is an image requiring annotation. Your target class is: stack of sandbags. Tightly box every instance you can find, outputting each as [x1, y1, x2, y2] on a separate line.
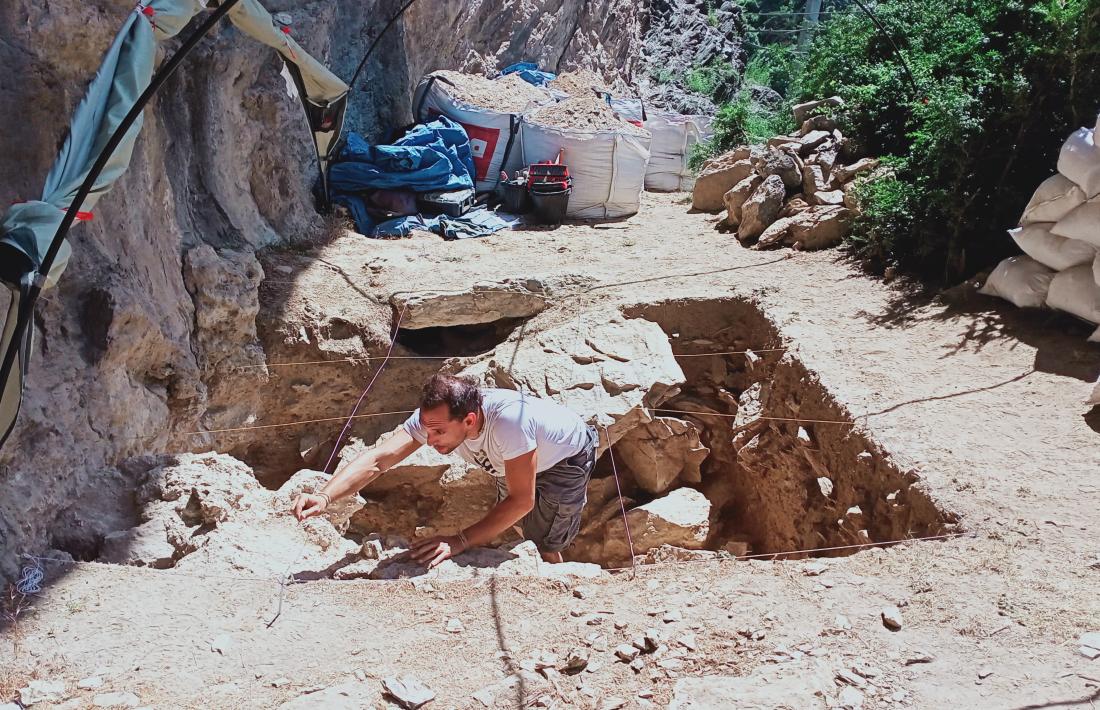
[980, 115, 1100, 348]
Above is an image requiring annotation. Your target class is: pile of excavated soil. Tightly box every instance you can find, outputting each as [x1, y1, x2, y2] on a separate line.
[525, 95, 650, 136]
[432, 70, 550, 113]
[549, 69, 611, 97]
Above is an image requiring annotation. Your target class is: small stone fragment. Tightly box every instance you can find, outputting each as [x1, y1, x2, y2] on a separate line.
[663, 609, 683, 623]
[562, 648, 589, 674]
[271, 678, 291, 688]
[614, 620, 629, 630]
[678, 633, 698, 651]
[601, 698, 628, 710]
[630, 657, 646, 672]
[904, 650, 934, 665]
[93, 693, 140, 708]
[881, 605, 903, 631]
[78, 677, 105, 690]
[354, 669, 367, 682]
[616, 644, 640, 662]
[471, 687, 495, 707]
[836, 669, 867, 688]
[382, 675, 435, 709]
[803, 561, 828, 576]
[977, 667, 994, 680]
[445, 618, 464, 634]
[572, 586, 591, 599]
[19, 680, 67, 706]
[834, 614, 852, 631]
[838, 686, 864, 709]
[817, 477, 834, 497]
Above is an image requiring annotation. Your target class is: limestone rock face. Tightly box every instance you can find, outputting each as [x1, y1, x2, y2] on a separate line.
[391, 279, 551, 330]
[738, 175, 787, 243]
[616, 417, 710, 494]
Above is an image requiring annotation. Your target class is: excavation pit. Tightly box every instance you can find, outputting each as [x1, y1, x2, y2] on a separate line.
[87, 297, 959, 577]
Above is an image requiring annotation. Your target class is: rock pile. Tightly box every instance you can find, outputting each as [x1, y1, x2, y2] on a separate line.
[692, 97, 883, 252]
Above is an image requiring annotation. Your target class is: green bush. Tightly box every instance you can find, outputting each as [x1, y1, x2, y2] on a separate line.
[798, 0, 1100, 279]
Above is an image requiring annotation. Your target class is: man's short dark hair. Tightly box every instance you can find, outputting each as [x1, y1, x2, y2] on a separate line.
[419, 374, 483, 420]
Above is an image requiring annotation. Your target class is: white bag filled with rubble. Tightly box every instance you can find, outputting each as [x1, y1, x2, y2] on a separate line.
[1058, 128, 1100, 198]
[978, 255, 1055, 308]
[1020, 174, 1087, 224]
[413, 72, 552, 192]
[1051, 196, 1100, 247]
[518, 119, 651, 219]
[1045, 263, 1100, 341]
[644, 112, 714, 192]
[1010, 223, 1097, 271]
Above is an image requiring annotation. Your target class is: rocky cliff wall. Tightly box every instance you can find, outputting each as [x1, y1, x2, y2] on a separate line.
[0, 0, 651, 577]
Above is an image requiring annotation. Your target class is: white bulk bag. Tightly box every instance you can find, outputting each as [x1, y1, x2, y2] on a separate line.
[1020, 173, 1087, 224]
[1057, 128, 1100, 197]
[518, 121, 651, 219]
[1010, 223, 1097, 271]
[1051, 196, 1100, 247]
[978, 255, 1055, 308]
[1046, 264, 1100, 338]
[645, 112, 713, 192]
[413, 74, 547, 192]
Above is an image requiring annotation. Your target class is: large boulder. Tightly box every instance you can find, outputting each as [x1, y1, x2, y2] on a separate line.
[802, 164, 829, 201]
[615, 417, 710, 494]
[831, 157, 881, 188]
[692, 153, 756, 212]
[737, 175, 786, 244]
[722, 174, 763, 228]
[799, 130, 832, 156]
[754, 149, 801, 189]
[758, 206, 852, 251]
[595, 488, 712, 567]
[799, 115, 837, 136]
[792, 96, 845, 124]
[461, 314, 685, 448]
[391, 279, 551, 330]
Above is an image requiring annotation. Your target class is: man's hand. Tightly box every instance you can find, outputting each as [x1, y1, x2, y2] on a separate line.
[409, 535, 466, 569]
[293, 493, 328, 521]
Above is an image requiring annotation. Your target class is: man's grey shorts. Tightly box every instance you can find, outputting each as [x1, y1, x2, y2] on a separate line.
[494, 426, 598, 553]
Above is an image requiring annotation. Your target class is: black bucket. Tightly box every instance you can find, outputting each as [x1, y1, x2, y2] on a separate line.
[501, 180, 531, 214]
[530, 186, 571, 224]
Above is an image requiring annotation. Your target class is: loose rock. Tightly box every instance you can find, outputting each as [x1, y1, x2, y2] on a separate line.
[738, 175, 786, 243]
[562, 648, 590, 674]
[616, 644, 641, 662]
[382, 676, 435, 709]
[838, 686, 865, 709]
[693, 153, 756, 212]
[93, 693, 140, 708]
[881, 605, 904, 631]
[19, 680, 67, 706]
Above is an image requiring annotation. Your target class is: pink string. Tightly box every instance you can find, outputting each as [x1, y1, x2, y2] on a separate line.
[321, 305, 408, 473]
[600, 425, 637, 579]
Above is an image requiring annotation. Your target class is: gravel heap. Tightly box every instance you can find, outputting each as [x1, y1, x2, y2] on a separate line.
[431, 70, 550, 113]
[549, 70, 611, 98]
[525, 95, 650, 136]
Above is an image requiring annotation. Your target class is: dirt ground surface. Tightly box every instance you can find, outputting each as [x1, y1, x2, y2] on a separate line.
[4, 193, 1100, 709]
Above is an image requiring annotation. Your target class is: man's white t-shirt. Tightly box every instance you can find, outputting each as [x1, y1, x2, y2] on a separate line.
[402, 388, 590, 478]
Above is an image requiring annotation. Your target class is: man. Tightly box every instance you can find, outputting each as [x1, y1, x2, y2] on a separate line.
[293, 373, 598, 567]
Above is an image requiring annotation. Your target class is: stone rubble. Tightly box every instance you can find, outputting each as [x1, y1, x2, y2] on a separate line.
[693, 96, 878, 251]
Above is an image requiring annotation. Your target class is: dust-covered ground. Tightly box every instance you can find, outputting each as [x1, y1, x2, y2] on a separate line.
[3, 193, 1099, 709]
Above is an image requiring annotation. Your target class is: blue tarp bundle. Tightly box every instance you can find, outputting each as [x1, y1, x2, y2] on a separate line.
[330, 117, 517, 240]
[501, 62, 556, 87]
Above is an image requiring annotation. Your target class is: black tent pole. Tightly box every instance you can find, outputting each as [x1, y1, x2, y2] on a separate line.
[36, 0, 244, 286]
[348, 0, 420, 91]
[847, 0, 921, 98]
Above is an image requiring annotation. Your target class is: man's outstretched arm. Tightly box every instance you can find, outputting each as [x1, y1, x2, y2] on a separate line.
[293, 428, 422, 521]
[409, 449, 537, 568]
